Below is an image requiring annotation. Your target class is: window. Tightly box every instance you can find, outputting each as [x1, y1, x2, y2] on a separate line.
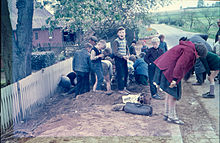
[63, 30, 76, 42]
[35, 32, 38, 40]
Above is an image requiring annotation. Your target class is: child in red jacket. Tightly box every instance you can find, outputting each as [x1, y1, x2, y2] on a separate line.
[153, 41, 207, 125]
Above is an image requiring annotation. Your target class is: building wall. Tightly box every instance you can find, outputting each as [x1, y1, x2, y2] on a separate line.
[32, 28, 63, 48]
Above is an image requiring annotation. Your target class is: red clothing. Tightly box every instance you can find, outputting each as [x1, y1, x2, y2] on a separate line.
[154, 41, 198, 84]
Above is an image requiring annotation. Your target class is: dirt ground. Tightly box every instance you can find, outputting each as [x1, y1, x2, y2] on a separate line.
[2, 77, 218, 143]
[177, 79, 219, 143]
[2, 83, 181, 143]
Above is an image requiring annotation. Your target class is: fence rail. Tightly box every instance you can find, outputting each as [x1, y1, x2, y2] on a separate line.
[1, 58, 72, 132]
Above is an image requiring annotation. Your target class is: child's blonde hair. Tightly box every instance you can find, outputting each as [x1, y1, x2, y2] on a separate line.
[151, 37, 160, 43]
[99, 40, 106, 49]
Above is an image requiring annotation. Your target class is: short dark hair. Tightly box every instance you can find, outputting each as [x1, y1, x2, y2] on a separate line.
[117, 26, 125, 33]
[158, 34, 165, 40]
[103, 47, 112, 56]
[131, 40, 136, 44]
[179, 37, 188, 41]
[84, 43, 93, 49]
[139, 52, 146, 58]
[89, 36, 98, 42]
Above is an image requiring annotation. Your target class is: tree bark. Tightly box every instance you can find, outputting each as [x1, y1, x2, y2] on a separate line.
[14, 0, 33, 81]
[1, 0, 13, 85]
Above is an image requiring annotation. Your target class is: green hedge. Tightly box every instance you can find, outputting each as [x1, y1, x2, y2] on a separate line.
[31, 51, 56, 70]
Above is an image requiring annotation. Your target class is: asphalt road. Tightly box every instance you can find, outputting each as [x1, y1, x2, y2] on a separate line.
[151, 24, 215, 49]
[152, 24, 219, 143]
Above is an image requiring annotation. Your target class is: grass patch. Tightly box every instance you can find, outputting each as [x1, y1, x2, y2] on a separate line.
[155, 7, 219, 39]
[138, 25, 157, 39]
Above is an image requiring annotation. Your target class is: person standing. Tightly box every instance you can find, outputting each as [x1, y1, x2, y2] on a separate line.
[129, 40, 137, 55]
[89, 36, 98, 88]
[141, 40, 148, 54]
[144, 37, 164, 100]
[153, 41, 207, 125]
[158, 34, 168, 53]
[215, 19, 220, 43]
[72, 43, 93, 97]
[112, 27, 130, 95]
[89, 36, 98, 48]
[90, 40, 106, 91]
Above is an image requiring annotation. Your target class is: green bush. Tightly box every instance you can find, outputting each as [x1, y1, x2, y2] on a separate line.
[31, 51, 56, 70]
[158, 19, 169, 24]
[169, 19, 184, 27]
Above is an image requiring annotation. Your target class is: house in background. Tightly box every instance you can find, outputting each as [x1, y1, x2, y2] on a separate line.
[8, 0, 76, 49]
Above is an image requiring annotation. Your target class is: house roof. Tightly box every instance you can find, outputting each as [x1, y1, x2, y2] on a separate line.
[8, 0, 53, 30]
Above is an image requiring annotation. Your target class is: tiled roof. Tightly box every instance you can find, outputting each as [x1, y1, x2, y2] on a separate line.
[8, 0, 53, 30]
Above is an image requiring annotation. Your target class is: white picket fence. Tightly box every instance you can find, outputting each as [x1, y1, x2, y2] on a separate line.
[1, 58, 72, 132]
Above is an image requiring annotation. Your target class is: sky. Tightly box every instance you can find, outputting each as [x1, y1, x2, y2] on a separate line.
[37, 0, 218, 14]
[154, 0, 217, 12]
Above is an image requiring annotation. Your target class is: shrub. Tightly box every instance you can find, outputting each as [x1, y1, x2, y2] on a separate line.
[31, 51, 56, 70]
[158, 18, 169, 24]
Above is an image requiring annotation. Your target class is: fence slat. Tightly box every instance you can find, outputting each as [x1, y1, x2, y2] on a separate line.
[1, 58, 73, 132]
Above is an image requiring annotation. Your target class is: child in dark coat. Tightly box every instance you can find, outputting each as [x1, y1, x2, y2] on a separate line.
[72, 43, 93, 97]
[158, 34, 168, 53]
[153, 41, 207, 125]
[90, 40, 106, 91]
[144, 37, 164, 100]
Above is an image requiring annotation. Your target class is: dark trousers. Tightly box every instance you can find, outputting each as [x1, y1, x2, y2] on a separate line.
[196, 72, 206, 84]
[115, 57, 128, 90]
[184, 68, 194, 81]
[135, 74, 148, 85]
[75, 71, 90, 96]
[148, 64, 157, 96]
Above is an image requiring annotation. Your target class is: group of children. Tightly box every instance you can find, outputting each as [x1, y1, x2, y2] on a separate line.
[66, 26, 219, 125]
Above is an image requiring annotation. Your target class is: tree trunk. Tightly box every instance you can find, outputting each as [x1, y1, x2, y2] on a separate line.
[14, 0, 33, 81]
[1, 0, 13, 85]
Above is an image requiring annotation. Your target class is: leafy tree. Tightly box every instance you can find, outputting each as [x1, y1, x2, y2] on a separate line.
[197, 0, 204, 8]
[199, 9, 218, 34]
[44, 0, 171, 44]
[215, 2, 220, 7]
[184, 11, 197, 29]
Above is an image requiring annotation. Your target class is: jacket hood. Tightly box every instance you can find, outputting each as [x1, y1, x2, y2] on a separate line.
[179, 41, 195, 48]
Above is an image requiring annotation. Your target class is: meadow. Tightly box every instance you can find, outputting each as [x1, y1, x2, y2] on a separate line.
[154, 7, 219, 39]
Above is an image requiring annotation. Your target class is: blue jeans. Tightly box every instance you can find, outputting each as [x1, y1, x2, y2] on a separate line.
[148, 64, 157, 96]
[91, 62, 104, 90]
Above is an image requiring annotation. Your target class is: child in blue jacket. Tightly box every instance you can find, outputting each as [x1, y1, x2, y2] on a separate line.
[133, 52, 149, 85]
